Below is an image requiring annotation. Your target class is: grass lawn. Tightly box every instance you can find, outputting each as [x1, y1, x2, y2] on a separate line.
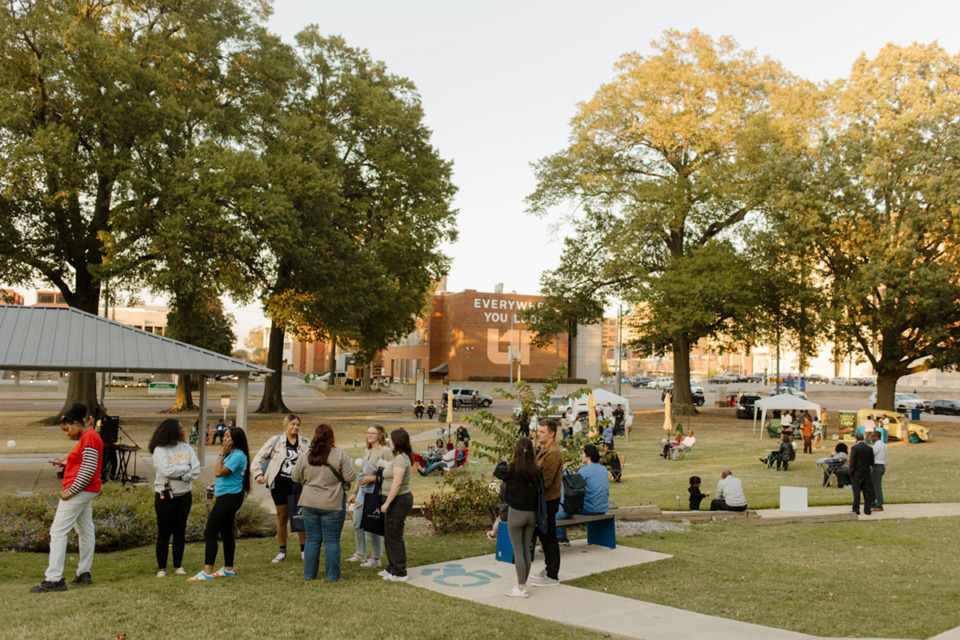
[0, 528, 601, 640]
[572, 517, 960, 639]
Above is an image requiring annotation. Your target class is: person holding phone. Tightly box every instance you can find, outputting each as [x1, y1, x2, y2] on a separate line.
[149, 419, 201, 578]
[31, 403, 103, 593]
[188, 427, 250, 582]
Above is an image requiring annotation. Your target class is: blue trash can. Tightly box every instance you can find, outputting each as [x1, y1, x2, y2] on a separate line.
[911, 408, 921, 421]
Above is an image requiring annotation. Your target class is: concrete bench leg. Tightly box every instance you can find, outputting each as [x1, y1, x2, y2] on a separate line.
[495, 520, 513, 563]
[586, 517, 616, 549]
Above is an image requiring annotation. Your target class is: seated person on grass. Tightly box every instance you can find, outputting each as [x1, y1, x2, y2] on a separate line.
[601, 442, 622, 483]
[709, 469, 748, 512]
[671, 431, 695, 460]
[418, 447, 457, 476]
[557, 444, 609, 545]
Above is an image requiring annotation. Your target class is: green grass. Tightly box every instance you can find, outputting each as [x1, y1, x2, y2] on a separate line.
[0, 529, 602, 640]
[571, 517, 960, 639]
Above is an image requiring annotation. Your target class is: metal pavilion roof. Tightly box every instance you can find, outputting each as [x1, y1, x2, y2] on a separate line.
[0, 305, 270, 376]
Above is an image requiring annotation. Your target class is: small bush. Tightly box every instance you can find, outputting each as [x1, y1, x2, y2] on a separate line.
[0, 484, 274, 553]
[421, 471, 501, 535]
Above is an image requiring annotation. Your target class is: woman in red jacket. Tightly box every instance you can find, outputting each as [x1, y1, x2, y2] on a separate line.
[31, 403, 103, 593]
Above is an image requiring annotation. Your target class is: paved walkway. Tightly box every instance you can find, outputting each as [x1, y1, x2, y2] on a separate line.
[406, 539, 918, 640]
[756, 503, 960, 523]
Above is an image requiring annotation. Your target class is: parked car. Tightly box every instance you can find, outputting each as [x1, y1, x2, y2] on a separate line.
[707, 373, 742, 384]
[851, 377, 876, 386]
[768, 386, 808, 400]
[869, 392, 927, 412]
[830, 376, 852, 386]
[805, 373, 829, 384]
[447, 387, 493, 408]
[928, 399, 960, 415]
[630, 376, 653, 388]
[649, 377, 674, 389]
[662, 385, 705, 406]
[735, 393, 763, 419]
[512, 394, 566, 421]
[744, 372, 766, 383]
[853, 409, 930, 443]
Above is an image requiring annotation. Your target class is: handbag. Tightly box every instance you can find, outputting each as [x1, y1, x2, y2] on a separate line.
[535, 470, 549, 534]
[260, 435, 281, 477]
[359, 479, 386, 536]
[287, 482, 305, 532]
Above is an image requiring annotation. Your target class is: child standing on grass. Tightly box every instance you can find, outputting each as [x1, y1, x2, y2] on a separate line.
[688, 476, 708, 510]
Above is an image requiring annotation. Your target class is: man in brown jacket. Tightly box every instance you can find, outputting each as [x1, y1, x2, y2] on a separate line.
[531, 419, 563, 587]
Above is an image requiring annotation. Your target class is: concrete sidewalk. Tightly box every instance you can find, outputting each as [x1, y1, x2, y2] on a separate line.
[405, 539, 913, 640]
[755, 502, 960, 523]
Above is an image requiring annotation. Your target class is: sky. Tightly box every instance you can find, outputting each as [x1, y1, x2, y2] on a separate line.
[7, 1, 960, 347]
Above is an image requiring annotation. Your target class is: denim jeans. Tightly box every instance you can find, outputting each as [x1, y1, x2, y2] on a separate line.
[302, 504, 346, 581]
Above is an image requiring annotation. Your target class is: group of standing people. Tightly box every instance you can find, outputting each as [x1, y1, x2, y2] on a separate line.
[31, 405, 417, 591]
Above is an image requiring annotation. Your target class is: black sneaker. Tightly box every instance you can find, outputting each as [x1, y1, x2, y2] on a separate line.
[558, 537, 571, 547]
[71, 572, 92, 585]
[30, 579, 67, 593]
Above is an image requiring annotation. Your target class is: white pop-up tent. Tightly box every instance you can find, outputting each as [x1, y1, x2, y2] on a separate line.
[753, 394, 822, 439]
[568, 388, 634, 428]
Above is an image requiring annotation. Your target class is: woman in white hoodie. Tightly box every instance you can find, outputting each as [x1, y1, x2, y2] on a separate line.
[149, 419, 201, 578]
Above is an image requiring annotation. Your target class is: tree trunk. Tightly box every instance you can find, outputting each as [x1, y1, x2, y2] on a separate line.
[874, 369, 899, 411]
[167, 374, 197, 412]
[671, 333, 696, 415]
[361, 363, 372, 391]
[255, 320, 290, 413]
[328, 335, 337, 377]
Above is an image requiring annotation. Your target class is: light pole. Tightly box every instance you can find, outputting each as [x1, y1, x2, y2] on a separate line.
[615, 304, 623, 396]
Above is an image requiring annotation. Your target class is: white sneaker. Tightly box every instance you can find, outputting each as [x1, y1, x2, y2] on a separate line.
[300, 551, 304, 560]
[505, 585, 529, 598]
[384, 573, 408, 582]
[360, 557, 381, 568]
[378, 569, 390, 578]
[271, 551, 287, 564]
[156, 570, 166, 578]
[174, 568, 186, 576]
[531, 576, 560, 587]
[346, 553, 366, 563]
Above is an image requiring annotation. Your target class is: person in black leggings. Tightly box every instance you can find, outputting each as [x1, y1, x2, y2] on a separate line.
[149, 419, 201, 578]
[189, 427, 251, 582]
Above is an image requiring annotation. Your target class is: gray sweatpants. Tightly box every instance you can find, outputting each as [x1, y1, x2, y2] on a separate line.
[507, 506, 537, 586]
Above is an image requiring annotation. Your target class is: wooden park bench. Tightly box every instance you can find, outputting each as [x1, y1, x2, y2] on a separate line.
[495, 511, 616, 563]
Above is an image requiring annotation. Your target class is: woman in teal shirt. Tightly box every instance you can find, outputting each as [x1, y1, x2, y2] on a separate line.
[189, 427, 251, 582]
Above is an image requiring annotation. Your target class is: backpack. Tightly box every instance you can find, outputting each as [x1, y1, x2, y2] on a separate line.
[561, 470, 587, 516]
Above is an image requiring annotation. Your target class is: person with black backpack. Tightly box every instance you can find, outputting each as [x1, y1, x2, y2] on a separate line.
[556, 444, 609, 546]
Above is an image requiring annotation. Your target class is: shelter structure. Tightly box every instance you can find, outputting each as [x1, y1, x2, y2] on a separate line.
[0, 305, 271, 464]
[752, 394, 822, 439]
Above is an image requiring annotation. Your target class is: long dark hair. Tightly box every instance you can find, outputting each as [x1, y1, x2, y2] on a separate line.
[149, 419, 183, 453]
[511, 437, 537, 486]
[307, 424, 334, 466]
[227, 427, 251, 496]
[390, 428, 413, 465]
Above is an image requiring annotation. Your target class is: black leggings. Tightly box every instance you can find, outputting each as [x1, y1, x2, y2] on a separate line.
[155, 491, 193, 569]
[205, 492, 244, 567]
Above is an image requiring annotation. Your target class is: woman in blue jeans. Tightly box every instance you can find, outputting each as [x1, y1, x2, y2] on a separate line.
[291, 423, 357, 581]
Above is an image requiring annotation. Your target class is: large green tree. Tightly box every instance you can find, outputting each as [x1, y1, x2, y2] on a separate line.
[249, 32, 457, 412]
[780, 43, 960, 409]
[0, 0, 269, 416]
[526, 30, 798, 411]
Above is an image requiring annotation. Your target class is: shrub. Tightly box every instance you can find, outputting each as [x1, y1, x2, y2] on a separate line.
[466, 375, 587, 384]
[421, 471, 501, 535]
[0, 483, 274, 553]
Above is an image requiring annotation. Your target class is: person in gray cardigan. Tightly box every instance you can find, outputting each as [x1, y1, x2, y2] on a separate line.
[291, 423, 357, 581]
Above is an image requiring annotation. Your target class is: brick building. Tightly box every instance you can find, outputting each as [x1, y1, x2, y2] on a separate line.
[381, 288, 569, 383]
[1, 289, 24, 305]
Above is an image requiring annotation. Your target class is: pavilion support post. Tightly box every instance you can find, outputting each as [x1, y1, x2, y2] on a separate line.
[198, 376, 208, 467]
[237, 374, 249, 431]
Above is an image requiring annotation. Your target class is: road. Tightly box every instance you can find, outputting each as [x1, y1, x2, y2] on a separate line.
[1, 380, 958, 421]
